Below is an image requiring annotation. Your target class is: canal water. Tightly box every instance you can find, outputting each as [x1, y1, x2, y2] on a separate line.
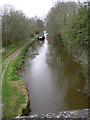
[19, 32, 88, 115]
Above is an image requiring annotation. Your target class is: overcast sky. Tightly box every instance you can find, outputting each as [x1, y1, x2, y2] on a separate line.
[0, 0, 87, 19]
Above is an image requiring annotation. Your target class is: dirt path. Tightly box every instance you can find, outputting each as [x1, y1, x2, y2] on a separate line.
[1, 41, 30, 80]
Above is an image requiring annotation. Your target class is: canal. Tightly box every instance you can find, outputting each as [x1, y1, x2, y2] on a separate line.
[19, 32, 88, 115]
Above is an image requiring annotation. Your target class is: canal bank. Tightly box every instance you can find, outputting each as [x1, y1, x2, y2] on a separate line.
[2, 35, 38, 118]
[19, 32, 88, 115]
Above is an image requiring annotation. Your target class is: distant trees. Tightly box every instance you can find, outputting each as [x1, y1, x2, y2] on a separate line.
[35, 19, 44, 33]
[46, 2, 88, 75]
[0, 5, 44, 46]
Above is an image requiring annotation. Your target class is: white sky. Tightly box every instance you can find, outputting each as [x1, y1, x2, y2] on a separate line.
[0, 0, 57, 19]
[0, 0, 87, 19]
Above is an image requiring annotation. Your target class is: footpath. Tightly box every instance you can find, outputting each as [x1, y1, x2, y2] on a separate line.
[1, 43, 28, 80]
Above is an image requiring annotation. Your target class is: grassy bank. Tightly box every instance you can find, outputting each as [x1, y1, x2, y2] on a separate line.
[2, 39, 30, 62]
[2, 36, 38, 118]
[2, 39, 29, 72]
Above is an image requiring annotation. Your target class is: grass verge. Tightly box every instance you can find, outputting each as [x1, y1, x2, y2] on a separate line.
[2, 39, 31, 62]
[2, 36, 38, 118]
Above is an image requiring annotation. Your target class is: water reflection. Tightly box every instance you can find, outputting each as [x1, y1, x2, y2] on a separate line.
[19, 33, 88, 115]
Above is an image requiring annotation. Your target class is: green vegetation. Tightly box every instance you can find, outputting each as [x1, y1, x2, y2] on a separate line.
[2, 40, 27, 62]
[1, 5, 44, 46]
[46, 2, 88, 76]
[0, 4, 44, 118]
[2, 36, 38, 118]
[1, 4, 44, 70]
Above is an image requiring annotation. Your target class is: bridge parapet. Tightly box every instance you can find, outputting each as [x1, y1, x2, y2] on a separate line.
[1, 109, 90, 120]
